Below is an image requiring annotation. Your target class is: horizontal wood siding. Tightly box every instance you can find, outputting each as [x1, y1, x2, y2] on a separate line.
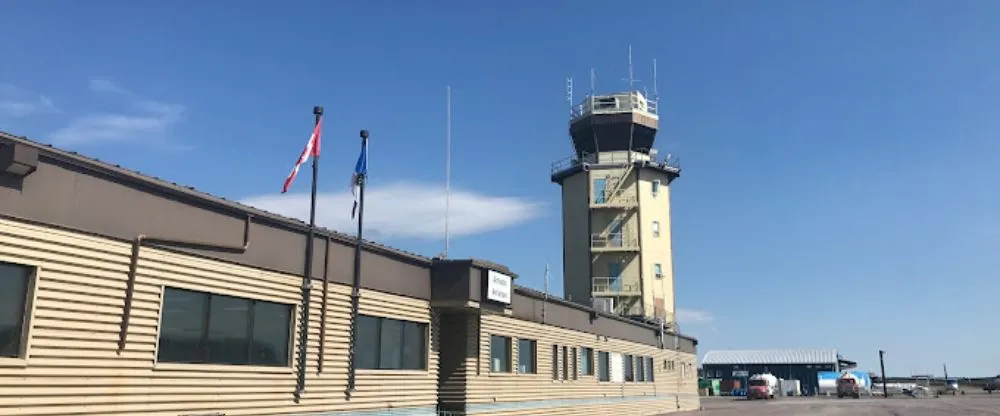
[0, 217, 437, 416]
[466, 313, 699, 415]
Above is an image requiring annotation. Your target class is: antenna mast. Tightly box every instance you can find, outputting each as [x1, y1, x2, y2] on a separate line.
[566, 77, 574, 116]
[628, 44, 634, 90]
[653, 58, 659, 101]
[444, 86, 452, 258]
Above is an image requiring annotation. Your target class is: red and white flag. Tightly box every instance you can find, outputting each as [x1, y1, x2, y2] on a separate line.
[281, 119, 322, 193]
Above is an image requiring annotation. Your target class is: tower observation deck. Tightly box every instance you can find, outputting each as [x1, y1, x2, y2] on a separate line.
[551, 89, 681, 329]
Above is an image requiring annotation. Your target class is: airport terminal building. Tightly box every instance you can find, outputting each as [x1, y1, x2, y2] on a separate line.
[700, 348, 856, 394]
[0, 132, 700, 416]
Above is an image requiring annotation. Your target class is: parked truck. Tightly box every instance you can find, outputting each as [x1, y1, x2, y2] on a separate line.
[747, 373, 779, 400]
[837, 373, 862, 399]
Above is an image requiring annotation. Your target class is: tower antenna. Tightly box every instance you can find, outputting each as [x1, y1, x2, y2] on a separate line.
[629, 44, 634, 90]
[653, 58, 659, 101]
[444, 86, 452, 258]
[566, 77, 574, 116]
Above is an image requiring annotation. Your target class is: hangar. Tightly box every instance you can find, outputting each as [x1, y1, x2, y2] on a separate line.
[700, 348, 857, 395]
[0, 132, 699, 416]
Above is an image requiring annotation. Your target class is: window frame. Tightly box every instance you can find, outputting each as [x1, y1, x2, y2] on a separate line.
[551, 344, 559, 380]
[580, 346, 594, 376]
[646, 356, 655, 382]
[624, 354, 635, 382]
[651, 179, 661, 196]
[0, 260, 39, 365]
[570, 347, 578, 380]
[651, 221, 660, 238]
[489, 335, 512, 373]
[597, 351, 611, 382]
[154, 286, 295, 369]
[355, 314, 429, 371]
[561, 345, 569, 380]
[653, 263, 663, 278]
[516, 338, 537, 374]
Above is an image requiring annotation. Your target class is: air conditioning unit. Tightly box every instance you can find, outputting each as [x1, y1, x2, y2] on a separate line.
[592, 297, 614, 314]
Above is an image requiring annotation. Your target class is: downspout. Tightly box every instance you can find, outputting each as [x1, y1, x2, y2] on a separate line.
[118, 214, 252, 354]
[318, 236, 331, 373]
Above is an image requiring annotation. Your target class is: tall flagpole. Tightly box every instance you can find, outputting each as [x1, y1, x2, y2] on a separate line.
[346, 129, 369, 397]
[295, 105, 323, 401]
[444, 86, 452, 258]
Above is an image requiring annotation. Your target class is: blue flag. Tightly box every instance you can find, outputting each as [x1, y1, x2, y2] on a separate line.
[350, 140, 368, 219]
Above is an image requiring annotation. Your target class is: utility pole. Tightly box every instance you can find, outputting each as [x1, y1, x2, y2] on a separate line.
[879, 350, 888, 398]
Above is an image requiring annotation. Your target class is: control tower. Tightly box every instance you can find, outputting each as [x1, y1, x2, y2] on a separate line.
[551, 90, 680, 327]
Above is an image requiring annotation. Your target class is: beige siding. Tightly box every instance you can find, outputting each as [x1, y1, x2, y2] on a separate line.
[636, 169, 676, 320]
[0, 217, 437, 416]
[462, 313, 699, 415]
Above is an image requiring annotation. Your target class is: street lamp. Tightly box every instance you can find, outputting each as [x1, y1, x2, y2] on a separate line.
[879, 350, 888, 398]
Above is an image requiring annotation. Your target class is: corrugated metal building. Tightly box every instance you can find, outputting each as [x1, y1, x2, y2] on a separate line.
[700, 349, 856, 395]
[0, 132, 701, 415]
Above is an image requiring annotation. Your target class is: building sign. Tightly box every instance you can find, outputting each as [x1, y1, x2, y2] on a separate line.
[733, 370, 749, 378]
[486, 270, 512, 304]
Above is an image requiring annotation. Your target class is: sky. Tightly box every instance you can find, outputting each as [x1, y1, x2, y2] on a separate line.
[1, 0, 999, 377]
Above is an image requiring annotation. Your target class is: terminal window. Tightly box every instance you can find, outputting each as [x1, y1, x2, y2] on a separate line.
[598, 351, 610, 381]
[157, 287, 293, 367]
[490, 335, 512, 373]
[580, 347, 594, 376]
[0, 261, 33, 359]
[355, 314, 428, 370]
[517, 338, 537, 374]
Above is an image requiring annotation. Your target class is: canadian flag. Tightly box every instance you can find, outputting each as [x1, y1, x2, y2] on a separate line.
[281, 119, 322, 193]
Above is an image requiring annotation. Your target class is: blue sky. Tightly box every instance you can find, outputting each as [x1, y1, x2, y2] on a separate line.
[2, 0, 999, 377]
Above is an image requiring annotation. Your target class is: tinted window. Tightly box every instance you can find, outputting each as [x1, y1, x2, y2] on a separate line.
[598, 351, 610, 381]
[580, 347, 594, 375]
[355, 315, 380, 369]
[207, 294, 250, 365]
[490, 335, 511, 373]
[625, 355, 635, 381]
[0, 262, 31, 358]
[401, 321, 426, 370]
[355, 315, 427, 370]
[157, 287, 292, 367]
[252, 300, 292, 366]
[517, 339, 536, 374]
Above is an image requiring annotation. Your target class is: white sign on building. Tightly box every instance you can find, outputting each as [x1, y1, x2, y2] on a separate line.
[486, 270, 512, 304]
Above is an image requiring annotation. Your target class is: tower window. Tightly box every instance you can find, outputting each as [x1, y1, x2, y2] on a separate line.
[653, 263, 663, 278]
[651, 221, 660, 238]
[651, 180, 661, 197]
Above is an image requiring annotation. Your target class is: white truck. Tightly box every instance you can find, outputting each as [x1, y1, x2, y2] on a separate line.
[747, 373, 779, 400]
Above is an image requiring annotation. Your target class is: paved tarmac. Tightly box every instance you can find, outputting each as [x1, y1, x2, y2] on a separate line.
[679, 395, 1000, 415]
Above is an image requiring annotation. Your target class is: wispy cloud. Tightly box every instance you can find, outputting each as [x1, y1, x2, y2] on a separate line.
[677, 308, 714, 325]
[240, 182, 546, 240]
[49, 79, 187, 149]
[0, 84, 58, 118]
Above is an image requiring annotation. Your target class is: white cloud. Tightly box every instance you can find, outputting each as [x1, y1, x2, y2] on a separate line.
[240, 181, 546, 240]
[676, 308, 714, 325]
[50, 79, 186, 148]
[0, 84, 57, 118]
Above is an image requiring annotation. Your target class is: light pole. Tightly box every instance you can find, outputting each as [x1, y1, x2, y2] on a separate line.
[879, 350, 888, 398]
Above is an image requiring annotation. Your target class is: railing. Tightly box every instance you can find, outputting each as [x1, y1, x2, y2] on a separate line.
[614, 302, 677, 325]
[592, 192, 637, 207]
[570, 91, 657, 119]
[590, 232, 638, 250]
[591, 277, 640, 294]
[550, 150, 681, 175]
